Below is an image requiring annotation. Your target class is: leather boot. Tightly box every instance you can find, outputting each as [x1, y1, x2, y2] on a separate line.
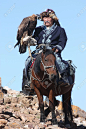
[27, 70, 31, 83]
[22, 69, 29, 90]
[27, 69, 35, 95]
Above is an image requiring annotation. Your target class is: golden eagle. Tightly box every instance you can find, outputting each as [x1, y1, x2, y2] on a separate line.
[14, 14, 40, 49]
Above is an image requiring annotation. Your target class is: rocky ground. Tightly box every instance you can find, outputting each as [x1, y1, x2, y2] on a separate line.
[0, 86, 86, 129]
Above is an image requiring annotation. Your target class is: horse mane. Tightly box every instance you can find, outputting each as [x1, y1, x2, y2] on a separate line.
[34, 49, 55, 75]
[44, 49, 55, 57]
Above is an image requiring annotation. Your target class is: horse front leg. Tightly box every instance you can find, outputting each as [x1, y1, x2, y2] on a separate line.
[34, 86, 46, 122]
[49, 89, 58, 125]
[39, 96, 46, 123]
[44, 97, 60, 117]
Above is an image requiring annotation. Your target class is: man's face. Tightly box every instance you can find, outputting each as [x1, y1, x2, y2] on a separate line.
[43, 17, 54, 27]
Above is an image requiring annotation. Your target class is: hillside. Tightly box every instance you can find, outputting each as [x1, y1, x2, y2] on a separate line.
[0, 86, 86, 129]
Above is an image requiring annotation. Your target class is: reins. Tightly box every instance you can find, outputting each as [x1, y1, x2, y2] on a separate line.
[31, 57, 56, 82]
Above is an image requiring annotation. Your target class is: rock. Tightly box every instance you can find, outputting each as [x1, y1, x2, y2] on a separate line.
[25, 96, 33, 100]
[28, 124, 34, 128]
[4, 126, 9, 129]
[46, 125, 58, 129]
[28, 116, 35, 122]
[0, 107, 3, 114]
[7, 122, 21, 128]
[3, 86, 20, 96]
[35, 103, 39, 108]
[74, 117, 85, 125]
[24, 124, 28, 128]
[11, 97, 18, 103]
[0, 114, 10, 119]
[4, 97, 11, 104]
[19, 113, 27, 122]
[0, 98, 4, 105]
[77, 110, 86, 119]
[82, 121, 86, 126]
[39, 122, 45, 129]
[34, 125, 40, 129]
[0, 119, 7, 127]
[0, 91, 4, 104]
[3, 86, 11, 91]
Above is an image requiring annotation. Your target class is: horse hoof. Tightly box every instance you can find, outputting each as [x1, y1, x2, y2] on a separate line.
[52, 118, 58, 125]
[40, 117, 46, 123]
[70, 122, 77, 128]
[65, 124, 71, 128]
[40, 114, 46, 123]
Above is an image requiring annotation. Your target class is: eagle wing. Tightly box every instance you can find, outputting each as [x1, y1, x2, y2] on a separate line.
[17, 17, 30, 40]
[17, 15, 37, 41]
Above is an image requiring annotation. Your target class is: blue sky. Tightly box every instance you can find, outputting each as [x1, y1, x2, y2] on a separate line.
[0, 0, 86, 111]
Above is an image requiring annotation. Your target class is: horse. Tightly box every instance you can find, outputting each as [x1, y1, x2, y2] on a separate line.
[31, 47, 75, 126]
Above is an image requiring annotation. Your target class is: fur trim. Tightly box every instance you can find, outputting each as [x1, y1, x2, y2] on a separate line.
[40, 9, 58, 21]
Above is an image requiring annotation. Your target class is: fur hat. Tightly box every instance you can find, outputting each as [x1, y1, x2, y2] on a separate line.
[40, 9, 59, 21]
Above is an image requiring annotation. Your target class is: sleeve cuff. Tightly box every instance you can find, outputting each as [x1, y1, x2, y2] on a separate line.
[56, 45, 63, 51]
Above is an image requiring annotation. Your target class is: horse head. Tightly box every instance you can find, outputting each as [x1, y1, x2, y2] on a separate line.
[40, 47, 57, 82]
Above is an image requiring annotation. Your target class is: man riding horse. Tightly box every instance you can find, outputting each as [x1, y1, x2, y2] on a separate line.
[25, 8, 74, 90]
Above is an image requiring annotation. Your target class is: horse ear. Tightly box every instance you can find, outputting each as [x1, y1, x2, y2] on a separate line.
[43, 46, 46, 54]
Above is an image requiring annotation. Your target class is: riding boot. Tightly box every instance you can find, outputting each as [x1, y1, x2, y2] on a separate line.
[27, 69, 31, 86]
[27, 69, 35, 95]
[22, 68, 29, 91]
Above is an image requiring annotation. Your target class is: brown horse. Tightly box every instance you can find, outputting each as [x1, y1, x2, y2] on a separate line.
[31, 48, 75, 125]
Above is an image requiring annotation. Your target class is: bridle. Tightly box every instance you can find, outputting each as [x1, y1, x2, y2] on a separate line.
[31, 56, 56, 82]
[41, 58, 56, 74]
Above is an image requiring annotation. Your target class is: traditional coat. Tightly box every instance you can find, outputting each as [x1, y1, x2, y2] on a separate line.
[33, 23, 67, 52]
[32, 23, 68, 74]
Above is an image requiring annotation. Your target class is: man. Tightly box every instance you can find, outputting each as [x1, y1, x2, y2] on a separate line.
[25, 9, 73, 87]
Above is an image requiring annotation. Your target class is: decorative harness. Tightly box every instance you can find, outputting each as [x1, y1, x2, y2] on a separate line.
[31, 57, 56, 82]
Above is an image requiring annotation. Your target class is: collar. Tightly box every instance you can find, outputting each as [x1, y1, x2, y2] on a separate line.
[42, 23, 56, 30]
[42, 23, 57, 37]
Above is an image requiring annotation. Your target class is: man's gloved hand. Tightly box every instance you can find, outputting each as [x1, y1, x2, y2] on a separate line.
[55, 49, 59, 53]
[52, 47, 59, 53]
[23, 36, 37, 46]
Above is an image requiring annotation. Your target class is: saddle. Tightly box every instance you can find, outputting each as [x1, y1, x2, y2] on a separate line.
[57, 60, 76, 87]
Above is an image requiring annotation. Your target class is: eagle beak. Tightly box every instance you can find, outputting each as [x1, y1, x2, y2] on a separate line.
[36, 14, 42, 20]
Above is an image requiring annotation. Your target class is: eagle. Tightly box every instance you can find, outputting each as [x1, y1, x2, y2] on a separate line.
[14, 14, 40, 48]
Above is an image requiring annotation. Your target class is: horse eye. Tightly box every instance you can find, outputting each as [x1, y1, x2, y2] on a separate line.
[45, 59, 47, 62]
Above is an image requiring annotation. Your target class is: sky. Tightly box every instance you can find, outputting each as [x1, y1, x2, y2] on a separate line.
[0, 0, 86, 112]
